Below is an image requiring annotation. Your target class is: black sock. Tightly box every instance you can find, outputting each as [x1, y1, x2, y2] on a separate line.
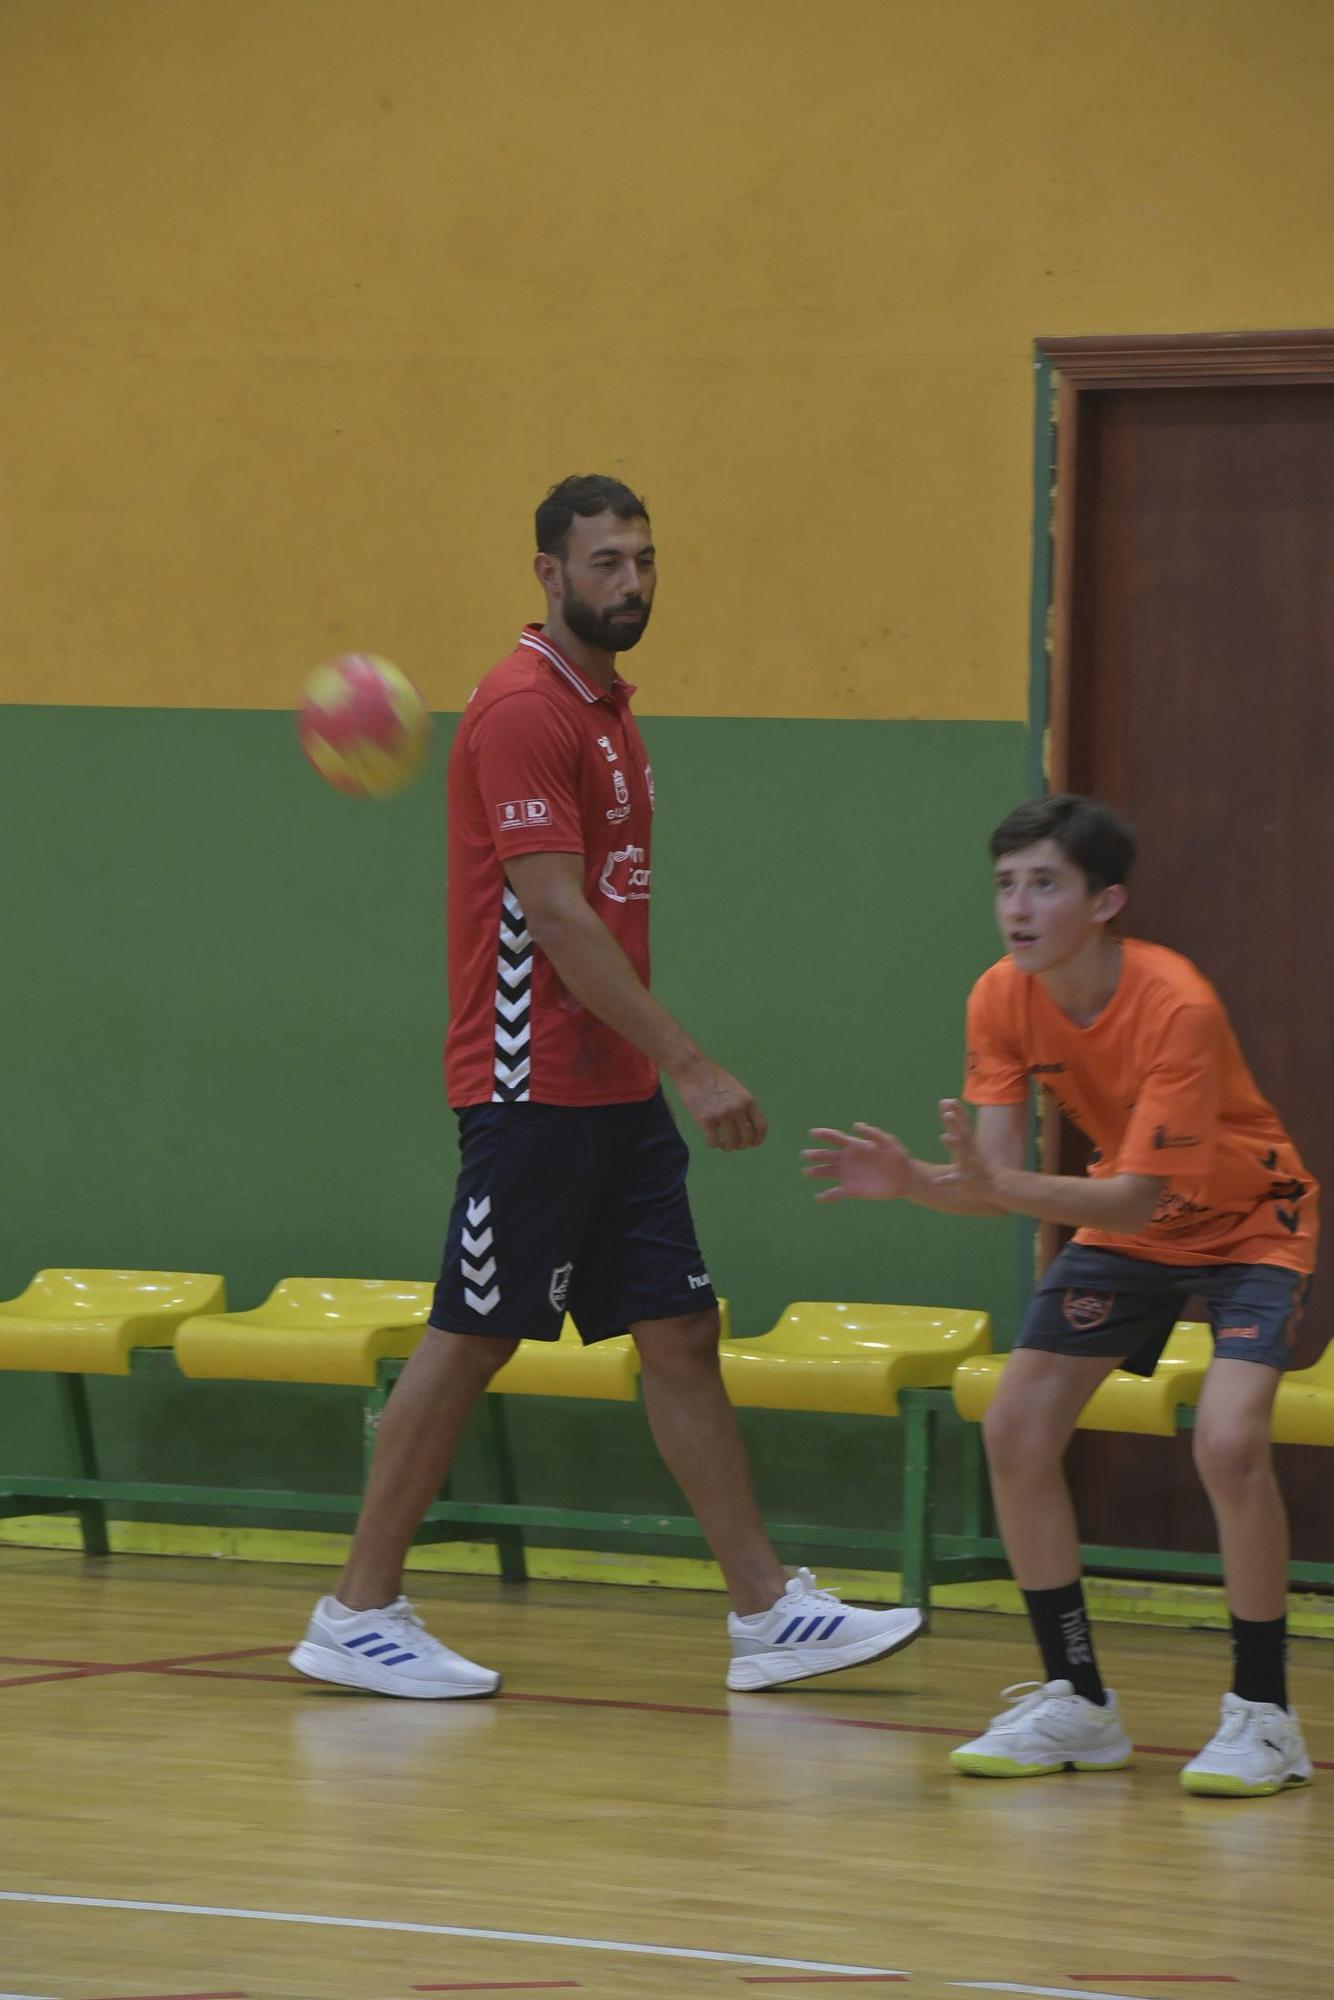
[1230, 1614, 1288, 1709]
[1021, 1579, 1106, 1705]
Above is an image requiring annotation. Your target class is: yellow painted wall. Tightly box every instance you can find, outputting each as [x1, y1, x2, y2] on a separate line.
[4, 0, 1334, 721]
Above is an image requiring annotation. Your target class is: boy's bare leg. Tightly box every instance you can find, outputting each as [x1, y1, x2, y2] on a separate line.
[1192, 1357, 1287, 1621]
[982, 1348, 1123, 1587]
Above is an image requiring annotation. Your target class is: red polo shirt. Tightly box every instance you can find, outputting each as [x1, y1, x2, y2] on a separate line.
[444, 626, 658, 1107]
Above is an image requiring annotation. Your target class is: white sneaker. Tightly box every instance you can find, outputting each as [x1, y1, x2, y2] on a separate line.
[1180, 1693, 1313, 1797]
[950, 1679, 1133, 1777]
[288, 1595, 501, 1700]
[725, 1568, 923, 1691]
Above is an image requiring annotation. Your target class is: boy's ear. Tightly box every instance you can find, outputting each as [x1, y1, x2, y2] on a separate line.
[1093, 882, 1128, 927]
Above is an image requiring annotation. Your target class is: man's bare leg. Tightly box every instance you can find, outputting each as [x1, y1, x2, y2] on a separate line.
[632, 1309, 787, 1615]
[337, 1328, 519, 1611]
[633, 1307, 925, 1689]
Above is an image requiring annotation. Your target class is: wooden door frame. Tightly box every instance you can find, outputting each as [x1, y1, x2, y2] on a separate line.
[1029, 329, 1334, 793]
[1025, 330, 1334, 1251]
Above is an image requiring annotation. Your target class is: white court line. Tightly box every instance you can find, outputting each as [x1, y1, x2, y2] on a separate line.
[0, 1889, 903, 1978]
[951, 1983, 1146, 2000]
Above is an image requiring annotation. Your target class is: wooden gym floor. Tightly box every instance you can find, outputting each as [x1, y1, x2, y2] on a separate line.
[0, 1548, 1329, 2000]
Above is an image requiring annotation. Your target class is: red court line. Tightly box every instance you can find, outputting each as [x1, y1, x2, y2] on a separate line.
[0, 1645, 290, 1691]
[153, 1667, 300, 1685]
[130, 1645, 291, 1670]
[0, 1664, 121, 1689]
[2, 1651, 1331, 1775]
[503, 1688, 972, 1740]
[0, 1650, 103, 1667]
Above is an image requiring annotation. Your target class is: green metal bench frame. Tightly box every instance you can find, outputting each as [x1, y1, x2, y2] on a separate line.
[0, 1356, 1007, 1619]
[8, 1360, 1324, 1611]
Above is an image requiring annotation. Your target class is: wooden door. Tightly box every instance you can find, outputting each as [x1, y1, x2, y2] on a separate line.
[1041, 339, 1334, 1561]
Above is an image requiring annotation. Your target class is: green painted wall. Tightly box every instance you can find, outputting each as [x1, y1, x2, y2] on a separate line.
[0, 705, 1025, 1519]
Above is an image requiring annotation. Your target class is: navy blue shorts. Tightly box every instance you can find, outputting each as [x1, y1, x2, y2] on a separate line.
[432, 1088, 716, 1342]
[1017, 1244, 1314, 1376]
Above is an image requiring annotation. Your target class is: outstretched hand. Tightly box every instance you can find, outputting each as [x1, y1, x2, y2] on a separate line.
[936, 1097, 995, 1202]
[801, 1123, 914, 1202]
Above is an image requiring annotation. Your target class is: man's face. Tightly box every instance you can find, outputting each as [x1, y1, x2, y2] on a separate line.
[992, 838, 1124, 973]
[548, 510, 656, 652]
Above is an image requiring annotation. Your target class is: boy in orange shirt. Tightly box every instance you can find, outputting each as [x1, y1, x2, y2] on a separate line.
[805, 795, 1318, 1796]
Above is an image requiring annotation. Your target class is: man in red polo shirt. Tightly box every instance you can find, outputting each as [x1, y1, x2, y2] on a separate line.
[291, 475, 923, 1698]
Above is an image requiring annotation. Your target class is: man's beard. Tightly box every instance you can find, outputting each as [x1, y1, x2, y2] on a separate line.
[560, 579, 652, 652]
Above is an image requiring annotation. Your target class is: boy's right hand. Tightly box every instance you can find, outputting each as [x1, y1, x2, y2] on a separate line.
[802, 1123, 914, 1201]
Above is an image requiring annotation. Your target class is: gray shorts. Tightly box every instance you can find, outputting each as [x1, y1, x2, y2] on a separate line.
[1017, 1244, 1314, 1377]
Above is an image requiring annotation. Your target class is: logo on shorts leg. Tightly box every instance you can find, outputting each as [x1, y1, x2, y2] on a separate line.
[548, 1263, 573, 1312]
[1063, 1289, 1115, 1332]
[1219, 1323, 1260, 1341]
[462, 1195, 500, 1315]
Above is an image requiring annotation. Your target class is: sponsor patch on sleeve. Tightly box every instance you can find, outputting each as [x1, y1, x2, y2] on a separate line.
[498, 798, 553, 829]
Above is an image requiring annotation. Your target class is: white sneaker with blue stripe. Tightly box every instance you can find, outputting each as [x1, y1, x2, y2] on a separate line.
[289, 1595, 501, 1699]
[725, 1568, 924, 1691]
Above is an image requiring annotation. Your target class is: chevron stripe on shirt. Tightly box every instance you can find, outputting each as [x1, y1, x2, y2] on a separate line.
[444, 626, 658, 1108]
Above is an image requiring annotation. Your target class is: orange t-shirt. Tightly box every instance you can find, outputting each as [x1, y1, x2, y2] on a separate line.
[963, 939, 1318, 1273]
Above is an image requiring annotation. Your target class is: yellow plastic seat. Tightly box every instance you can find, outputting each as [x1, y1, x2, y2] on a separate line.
[719, 1301, 992, 1417]
[177, 1285, 729, 1396]
[491, 1318, 640, 1401]
[176, 1278, 432, 1387]
[1271, 1342, 1334, 1447]
[490, 1300, 728, 1401]
[952, 1320, 1214, 1437]
[0, 1269, 227, 1375]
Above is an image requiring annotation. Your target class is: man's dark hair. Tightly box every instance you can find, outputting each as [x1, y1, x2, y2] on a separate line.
[989, 793, 1137, 893]
[535, 474, 649, 558]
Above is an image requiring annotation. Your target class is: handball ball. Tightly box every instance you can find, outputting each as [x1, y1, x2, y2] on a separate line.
[297, 653, 432, 799]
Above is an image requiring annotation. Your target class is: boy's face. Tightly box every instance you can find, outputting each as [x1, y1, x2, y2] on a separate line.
[992, 838, 1125, 974]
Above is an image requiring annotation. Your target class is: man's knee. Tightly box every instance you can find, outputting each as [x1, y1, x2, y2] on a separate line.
[423, 1326, 521, 1382]
[633, 1308, 722, 1376]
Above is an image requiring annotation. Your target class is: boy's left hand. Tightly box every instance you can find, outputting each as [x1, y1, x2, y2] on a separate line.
[937, 1098, 997, 1202]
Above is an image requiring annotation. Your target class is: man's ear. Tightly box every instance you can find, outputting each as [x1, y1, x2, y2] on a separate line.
[534, 551, 560, 594]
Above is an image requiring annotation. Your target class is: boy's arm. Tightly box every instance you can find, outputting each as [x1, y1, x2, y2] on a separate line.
[803, 1103, 1027, 1217]
[937, 1099, 1163, 1232]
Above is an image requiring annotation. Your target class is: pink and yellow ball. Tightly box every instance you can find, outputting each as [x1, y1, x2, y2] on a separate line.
[296, 653, 432, 799]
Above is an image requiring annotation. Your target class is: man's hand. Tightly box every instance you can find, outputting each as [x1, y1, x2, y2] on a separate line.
[669, 1054, 767, 1151]
[936, 1097, 997, 1205]
[801, 1123, 915, 1202]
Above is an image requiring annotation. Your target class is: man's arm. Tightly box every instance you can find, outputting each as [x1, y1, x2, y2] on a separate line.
[803, 1104, 1027, 1217]
[504, 850, 766, 1152]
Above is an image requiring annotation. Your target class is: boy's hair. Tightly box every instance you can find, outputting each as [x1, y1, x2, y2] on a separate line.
[989, 793, 1137, 893]
[535, 474, 649, 558]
